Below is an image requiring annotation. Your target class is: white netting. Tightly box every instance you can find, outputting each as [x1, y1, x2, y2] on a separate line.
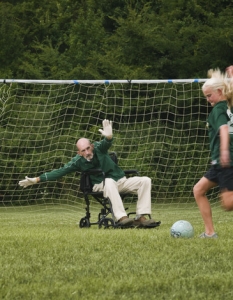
[0, 80, 219, 217]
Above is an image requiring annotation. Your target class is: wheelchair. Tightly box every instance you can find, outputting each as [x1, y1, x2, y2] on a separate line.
[78, 152, 160, 229]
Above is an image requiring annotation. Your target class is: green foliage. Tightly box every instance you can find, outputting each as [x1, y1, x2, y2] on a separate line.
[1, 0, 233, 79]
[0, 3, 24, 78]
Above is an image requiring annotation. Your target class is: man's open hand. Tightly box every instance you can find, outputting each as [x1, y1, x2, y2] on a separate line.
[98, 119, 113, 139]
[19, 176, 38, 188]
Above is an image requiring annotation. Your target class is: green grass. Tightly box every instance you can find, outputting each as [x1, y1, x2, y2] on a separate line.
[0, 204, 233, 300]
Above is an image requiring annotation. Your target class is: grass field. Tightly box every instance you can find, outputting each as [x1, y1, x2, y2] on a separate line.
[1, 203, 233, 300]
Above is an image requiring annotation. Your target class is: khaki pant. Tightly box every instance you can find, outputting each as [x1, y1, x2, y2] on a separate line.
[93, 176, 151, 221]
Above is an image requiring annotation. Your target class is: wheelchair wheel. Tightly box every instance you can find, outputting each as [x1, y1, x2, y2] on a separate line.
[79, 217, 90, 228]
[99, 218, 114, 229]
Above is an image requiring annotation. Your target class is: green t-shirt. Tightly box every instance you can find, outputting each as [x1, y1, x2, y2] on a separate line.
[39, 138, 125, 185]
[207, 100, 233, 166]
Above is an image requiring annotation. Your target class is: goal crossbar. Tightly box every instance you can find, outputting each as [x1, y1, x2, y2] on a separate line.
[0, 79, 207, 84]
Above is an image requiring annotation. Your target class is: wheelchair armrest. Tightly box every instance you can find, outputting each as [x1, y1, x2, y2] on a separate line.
[124, 169, 139, 175]
[82, 169, 106, 188]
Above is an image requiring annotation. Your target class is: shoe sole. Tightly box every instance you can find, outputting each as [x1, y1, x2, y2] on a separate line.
[134, 221, 161, 228]
[199, 233, 218, 238]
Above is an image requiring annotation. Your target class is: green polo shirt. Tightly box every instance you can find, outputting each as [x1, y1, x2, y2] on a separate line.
[207, 100, 233, 166]
[39, 138, 125, 184]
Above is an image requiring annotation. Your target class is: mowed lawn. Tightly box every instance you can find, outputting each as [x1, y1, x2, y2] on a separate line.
[0, 204, 233, 300]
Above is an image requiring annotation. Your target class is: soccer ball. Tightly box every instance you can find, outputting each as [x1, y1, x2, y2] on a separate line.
[170, 220, 194, 238]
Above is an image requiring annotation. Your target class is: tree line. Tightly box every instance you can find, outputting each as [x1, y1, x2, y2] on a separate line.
[1, 0, 233, 80]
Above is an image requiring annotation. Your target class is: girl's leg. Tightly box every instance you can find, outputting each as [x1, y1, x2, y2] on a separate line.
[193, 176, 217, 235]
[220, 191, 233, 211]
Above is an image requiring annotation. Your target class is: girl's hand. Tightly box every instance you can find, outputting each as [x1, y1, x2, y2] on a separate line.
[220, 150, 230, 167]
[226, 65, 233, 78]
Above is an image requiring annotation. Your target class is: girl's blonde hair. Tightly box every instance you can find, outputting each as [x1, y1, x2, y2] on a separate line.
[202, 68, 233, 108]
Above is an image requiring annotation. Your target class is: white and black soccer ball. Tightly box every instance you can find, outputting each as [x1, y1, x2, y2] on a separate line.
[170, 220, 194, 238]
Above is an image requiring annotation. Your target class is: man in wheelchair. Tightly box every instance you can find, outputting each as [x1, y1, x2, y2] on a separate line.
[19, 119, 160, 228]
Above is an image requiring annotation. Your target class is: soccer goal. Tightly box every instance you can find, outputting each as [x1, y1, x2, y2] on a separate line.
[0, 79, 219, 219]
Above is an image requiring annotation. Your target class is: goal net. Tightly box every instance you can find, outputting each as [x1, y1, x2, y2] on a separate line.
[0, 79, 219, 220]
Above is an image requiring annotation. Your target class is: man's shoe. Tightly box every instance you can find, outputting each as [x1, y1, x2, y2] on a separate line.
[199, 232, 218, 238]
[118, 216, 134, 226]
[133, 216, 161, 228]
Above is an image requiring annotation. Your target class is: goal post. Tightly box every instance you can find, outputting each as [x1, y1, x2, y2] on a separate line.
[0, 79, 219, 214]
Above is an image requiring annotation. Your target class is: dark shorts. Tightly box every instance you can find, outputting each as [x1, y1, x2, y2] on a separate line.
[204, 166, 233, 191]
